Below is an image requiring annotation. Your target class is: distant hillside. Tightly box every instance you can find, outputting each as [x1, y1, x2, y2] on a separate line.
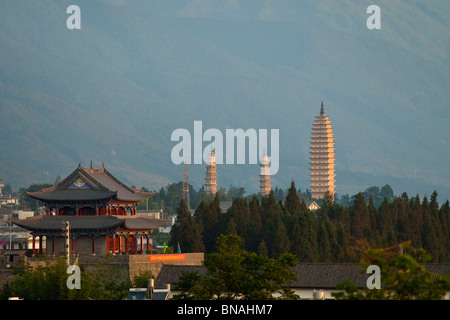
[0, 0, 449, 201]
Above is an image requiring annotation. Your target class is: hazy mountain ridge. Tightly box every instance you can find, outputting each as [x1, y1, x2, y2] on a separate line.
[0, 0, 449, 201]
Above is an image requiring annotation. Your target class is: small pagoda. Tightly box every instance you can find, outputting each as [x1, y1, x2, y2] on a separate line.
[259, 154, 271, 196]
[204, 151, 217, 194]
[13, 163, 168, 256]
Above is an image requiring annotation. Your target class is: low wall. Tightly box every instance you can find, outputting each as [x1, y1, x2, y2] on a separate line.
[0, 252, 204, 288]
[128, 253, 204, 282]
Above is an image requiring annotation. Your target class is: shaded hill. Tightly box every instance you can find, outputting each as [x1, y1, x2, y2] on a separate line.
[0, 0, 449, 201]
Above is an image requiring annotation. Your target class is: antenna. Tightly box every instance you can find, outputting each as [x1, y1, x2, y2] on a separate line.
[182, 163, 190, 210]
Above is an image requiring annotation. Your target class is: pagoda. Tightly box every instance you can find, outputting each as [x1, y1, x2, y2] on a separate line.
[13, 163, 168, 256]
[259, 154, 271, 196]
[204, 151, 217, 194]
[309, 102, 336, 200]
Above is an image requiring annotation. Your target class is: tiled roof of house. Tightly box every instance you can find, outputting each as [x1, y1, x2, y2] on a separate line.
[154, 265, 207, 289]
[117, 216, 170, 230]
[154, 263, 450, 290]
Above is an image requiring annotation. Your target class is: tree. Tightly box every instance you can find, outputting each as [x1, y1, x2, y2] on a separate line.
[285, 181, 301, 215]
[333, 241, 450, 300]
[380, 184, 394, 203]
[169, 199, 204, 253]
[171, 271, 203, 300]
[179, 235, 299, 300]
[0, 257, 131, 300]
[195, 193, 221, 253]
[132, 270, 154, 288]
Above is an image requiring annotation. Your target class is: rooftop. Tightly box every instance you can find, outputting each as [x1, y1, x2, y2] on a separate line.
[154, 263, 450, 290]
[27, 163, 154, 203]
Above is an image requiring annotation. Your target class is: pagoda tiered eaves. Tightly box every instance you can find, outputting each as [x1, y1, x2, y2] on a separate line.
[309, 104, 336, 201]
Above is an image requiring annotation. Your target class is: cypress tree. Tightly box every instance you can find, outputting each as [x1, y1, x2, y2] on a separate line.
[285, 180, 302, 215]
[317, 222, 332, 262]
[170, 198, 204, 253]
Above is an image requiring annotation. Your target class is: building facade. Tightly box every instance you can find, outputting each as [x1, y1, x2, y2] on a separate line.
[310, 103, 336, 200]
[13, 163, 168, 256]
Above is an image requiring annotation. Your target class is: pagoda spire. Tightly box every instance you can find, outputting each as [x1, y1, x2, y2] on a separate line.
[320, 101, 325, 115]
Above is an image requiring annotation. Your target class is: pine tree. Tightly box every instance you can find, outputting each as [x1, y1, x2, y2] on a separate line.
[170, 199, 204, 253]
[317, 222, 332, 262]
[196, 194, 221, 253]
[421, 196, 440, 261]
[285, 180, 302, 215]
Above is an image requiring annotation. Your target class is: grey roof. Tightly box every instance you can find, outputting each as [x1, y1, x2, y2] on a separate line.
[12, 215, 124, 234]
[118, 216, 170, 230]
[27, 189, 116, 202]
[28, 164, 154, 203]
[154, 263, 450, 290]
[154, 265, 207, 289]
[290, 263, 366, 288]
[13, 215, 169, 234]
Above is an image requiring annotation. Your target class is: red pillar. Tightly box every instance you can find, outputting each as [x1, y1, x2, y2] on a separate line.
[140, 235, 144, 253]
[146, 234, 150, 251]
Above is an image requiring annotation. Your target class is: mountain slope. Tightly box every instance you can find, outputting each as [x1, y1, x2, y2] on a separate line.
[0, 0, 449, 201]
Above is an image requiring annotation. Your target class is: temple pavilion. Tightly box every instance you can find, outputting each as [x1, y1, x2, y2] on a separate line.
[13, 163, 168, 256]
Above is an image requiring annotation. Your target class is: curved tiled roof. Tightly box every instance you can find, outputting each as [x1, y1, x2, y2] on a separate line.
[154, 263, 450, 290]
[117, 216, 170, 230]
[12, 215, 124, 234]
[27, 164, 154, 203]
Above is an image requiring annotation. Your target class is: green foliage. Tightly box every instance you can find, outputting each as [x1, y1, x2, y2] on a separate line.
[0, 257, 131, 300]
[333, 242, 450, 300]
[18, 183, 52, 210]
[132, 270, 154, 289]
[170, 182, 449, 263]
[174, 234, 299, 300]
[169, 198, 205, 253]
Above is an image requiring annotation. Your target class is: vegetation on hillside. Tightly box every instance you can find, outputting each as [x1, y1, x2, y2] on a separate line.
[169, 181, 450, 263]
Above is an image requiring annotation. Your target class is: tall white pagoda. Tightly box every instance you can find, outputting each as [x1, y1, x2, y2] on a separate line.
[310, 102, 336, 200]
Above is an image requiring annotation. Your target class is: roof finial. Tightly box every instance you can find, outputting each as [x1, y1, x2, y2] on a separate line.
[90, 160, 93, 169]
[320, 101, 324, 115]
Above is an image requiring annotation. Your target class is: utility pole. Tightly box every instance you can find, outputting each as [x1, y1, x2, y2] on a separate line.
[64, 221, 70, 266]
[9, 211, 12, 251]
